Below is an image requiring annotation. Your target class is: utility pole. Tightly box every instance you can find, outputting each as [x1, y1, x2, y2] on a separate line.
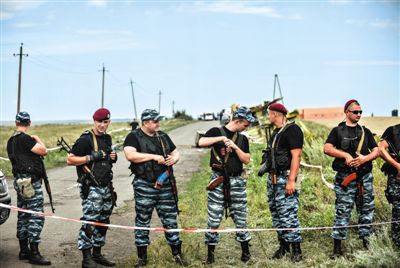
[273, 74, 284, 104]
[13, 43, 28, 114]
[158, 90, 162, 113]
[99, 64, 108, 108]
[172, 100, 175, 117]
[130, 79, 138, 120]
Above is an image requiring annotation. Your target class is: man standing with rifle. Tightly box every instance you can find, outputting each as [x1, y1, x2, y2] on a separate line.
[259, 103, 304, 262]
[198, 106, 256, 265]
[67, 108, 117, 268]
[379, 123, 400, 249]
[6, 111, 51, 265]
[324, 99, 379, 258]
[123, 109, 188, 267]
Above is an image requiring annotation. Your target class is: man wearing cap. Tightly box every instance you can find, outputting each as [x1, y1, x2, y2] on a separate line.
[123, 109, 188, 267]
[259, 103, 304, 262]
[67, 108, 117, 268]
[324, 99, 379, 257]
[379, 124, 400, 249]
[198, 106, 256, 264]
[6, 111, 51, 265]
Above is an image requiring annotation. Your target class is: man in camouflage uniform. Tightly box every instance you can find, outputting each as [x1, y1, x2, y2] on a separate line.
[123, 109, 188, 267]
[198, 106, 256, 264]
[259, 103, 304, 262]
[324, 99, 379, 257]
[68, 108, 117, 268]
[6, 111, 51, 265]
[378, 124, 400, 249]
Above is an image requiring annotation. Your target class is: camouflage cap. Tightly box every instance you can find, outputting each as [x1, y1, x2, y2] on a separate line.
[141, 109, 164, 121]
[232, 106, 257, 123]
[15, 111, 31, 124]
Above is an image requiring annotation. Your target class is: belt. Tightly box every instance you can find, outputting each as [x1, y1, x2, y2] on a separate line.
[211, 169, 242, 177]
[269, 170, 288, 176]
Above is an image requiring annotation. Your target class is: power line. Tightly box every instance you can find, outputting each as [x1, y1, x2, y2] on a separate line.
[99, 64, 109, 108]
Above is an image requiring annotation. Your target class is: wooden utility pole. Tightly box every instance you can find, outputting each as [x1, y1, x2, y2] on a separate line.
[172, 100, 175, 117]
[13, 43, 28, 114]
[158, 90, 162, 113]
[99, 64, 108, 108]
[130, 79, 138, 120]
[273, 74, 284, 104]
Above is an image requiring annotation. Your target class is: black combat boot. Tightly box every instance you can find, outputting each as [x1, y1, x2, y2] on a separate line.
[240, 241, 251, 262]
[18, 238, 30, 260]
[82, 248, 97, 268]
[362, 238, 369, 249]
[202, 245, 215, 265]
[134, 246, 147, 267]
[271, 238, 290, 259]
[291, 242, 302, 262]
[92, 247, 115, 267]
[331, 239, 343, 259]
[29, 242, 51, 265]
[170, 243, 189, 266]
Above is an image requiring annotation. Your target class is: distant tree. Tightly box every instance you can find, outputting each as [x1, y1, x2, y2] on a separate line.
[173, 110, 193, 120]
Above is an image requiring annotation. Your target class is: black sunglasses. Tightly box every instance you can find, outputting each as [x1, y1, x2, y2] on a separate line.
[348, 110, 363, 115]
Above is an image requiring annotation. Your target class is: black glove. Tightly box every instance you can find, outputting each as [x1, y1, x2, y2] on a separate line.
[88, 150, 105, 162]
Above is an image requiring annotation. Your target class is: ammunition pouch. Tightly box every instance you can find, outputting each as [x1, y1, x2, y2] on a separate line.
[78, 174, 92, 199]
[15, 176, 35, 199]
[92, 160, 113, 186]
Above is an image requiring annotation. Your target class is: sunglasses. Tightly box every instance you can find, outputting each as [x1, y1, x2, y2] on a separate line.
[348, 110, 363, 115]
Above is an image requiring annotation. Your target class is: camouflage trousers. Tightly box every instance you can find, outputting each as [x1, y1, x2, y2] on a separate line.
[13, 178, 44, 243]
[78, 185, 113, 250]
[387, 174, 400, 247]
[205, 171, 251, 245]
[133, 178, 180, 247]
[331, 172, 375, 240]
[267, 173, 302, 243]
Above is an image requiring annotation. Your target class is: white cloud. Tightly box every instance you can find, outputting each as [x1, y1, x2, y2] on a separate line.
[346, 18, 398, 29]
[77, 28, 134, 37]
[1, 0, 46, 20]
[87, 0, 107, 7]
[326, 60, 399, 66]
[182, 1, 302, 20]
[14, 21, 49, 28]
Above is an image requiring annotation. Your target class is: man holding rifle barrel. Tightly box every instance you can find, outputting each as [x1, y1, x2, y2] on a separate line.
[324, 99, 379, 258]
[123, 109, 188, 267]
[379, 123, 400, 249]
[198, 106, 256, 265]
[67, 108, 117, 268]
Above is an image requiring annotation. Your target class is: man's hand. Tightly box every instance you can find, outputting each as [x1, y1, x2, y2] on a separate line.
[224, 138, 238, 153]
[351, 153, 367, 168]
[109, 151, 117, 161]
[89, 150, 105, 162]
[165, 154, 178, 166]
[344, 153, 354, 167]
[286, 180, 296, 195]
[154, 155, 166, 165]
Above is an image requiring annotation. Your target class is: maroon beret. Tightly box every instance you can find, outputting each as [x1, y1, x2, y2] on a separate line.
[268, 103, 288, 115]
[344, 99, 358, 112]
[93, 108, 111, 121]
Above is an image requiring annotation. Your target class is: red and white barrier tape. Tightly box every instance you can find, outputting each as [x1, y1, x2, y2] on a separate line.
[300, 161, 334, 190]
[1, 203, 398, 233]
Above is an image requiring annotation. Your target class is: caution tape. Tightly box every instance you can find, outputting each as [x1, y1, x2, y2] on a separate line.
[300, 162, 334, 190]
[1, 203, 398, 233]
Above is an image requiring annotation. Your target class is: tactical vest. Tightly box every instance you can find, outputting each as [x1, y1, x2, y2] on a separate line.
[381, 124, 400, 175]
[129, 129, 171, 182]
[332, 122, 371, 173]
[7, 132, 44, 179]
[263, 122, 295, 173]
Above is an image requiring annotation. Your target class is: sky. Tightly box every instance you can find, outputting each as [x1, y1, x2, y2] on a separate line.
[1, 0, 399, 121]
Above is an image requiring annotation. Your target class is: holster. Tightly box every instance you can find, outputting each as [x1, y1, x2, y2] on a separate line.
[78, 174, 91, 199]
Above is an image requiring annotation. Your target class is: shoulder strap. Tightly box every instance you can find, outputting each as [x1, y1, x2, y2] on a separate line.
[212, 127, 238, 163]
[356, 125, 365, 155]
[89, 130, 99, 152]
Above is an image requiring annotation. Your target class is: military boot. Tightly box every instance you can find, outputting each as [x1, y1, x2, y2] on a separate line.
[240, 241, 251, 262]
[29, 242, 51, 265]
[362, 238, 369, 249]
[202, 245, 215, 265]
[291, 242, 302, 262]
[271, 238, 290, 259]
[170, 243, 189, 266]
[92, 247, 115, 267]
[18, 238, 30, 260]
[134, 246, 147, 267]
[82, 248, 97, 268]
[331, 239, 343, 259]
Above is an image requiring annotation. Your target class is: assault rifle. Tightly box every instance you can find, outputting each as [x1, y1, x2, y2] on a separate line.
[220, 147, 231, 219]
[387, 140, 400, 163]
[57, 137, 100, 186]
[40, 157, 55, 213]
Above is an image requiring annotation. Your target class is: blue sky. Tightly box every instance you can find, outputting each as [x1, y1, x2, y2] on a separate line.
[1, 0, 399, 121]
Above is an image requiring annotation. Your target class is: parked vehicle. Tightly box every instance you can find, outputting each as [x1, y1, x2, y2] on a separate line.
[0, 170, 11, 225]
[198, 112, 216, 121]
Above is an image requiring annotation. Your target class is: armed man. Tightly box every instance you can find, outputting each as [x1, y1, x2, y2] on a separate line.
[198, 106, 256, 265]
[123, 109, 188, 267]
[67, 108, 117, 268]
[258, 103, 304, 262]
[324, 99, 379, 257]
[378, 123, 400, 249]
[6, 111, 51, 265]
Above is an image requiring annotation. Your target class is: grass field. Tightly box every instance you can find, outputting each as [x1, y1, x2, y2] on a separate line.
[119, 120, 400, 268]
[0, 119, 192, 177]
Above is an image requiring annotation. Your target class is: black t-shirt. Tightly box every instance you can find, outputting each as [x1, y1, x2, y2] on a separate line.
[123, 130, 176, 153]
[381, 125, 400, 173]
[270, 123, 304, 151]
[381, 126, 395, 145]
[325, 124, 377, 172]
[204, 126, 249, 173]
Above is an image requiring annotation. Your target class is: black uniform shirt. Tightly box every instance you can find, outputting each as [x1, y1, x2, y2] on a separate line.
[270, 124, 304, 150]
[123, 130, 176, 154]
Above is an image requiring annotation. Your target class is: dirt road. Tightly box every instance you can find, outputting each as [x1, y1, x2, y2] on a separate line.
[0, 121, 217, 268]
